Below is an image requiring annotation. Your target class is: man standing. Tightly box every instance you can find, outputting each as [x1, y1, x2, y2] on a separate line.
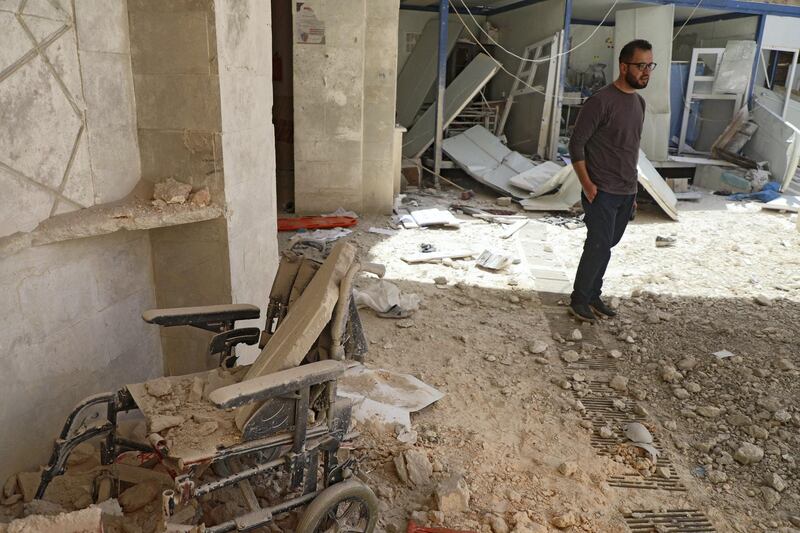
[567, 39, 654, 322]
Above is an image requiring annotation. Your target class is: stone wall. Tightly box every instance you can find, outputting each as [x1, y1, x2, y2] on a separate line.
[0, 0, 162, 484]
[0, 0, 279, 481]
[0, 231, 161, 486]
[0, 0, 140, 237]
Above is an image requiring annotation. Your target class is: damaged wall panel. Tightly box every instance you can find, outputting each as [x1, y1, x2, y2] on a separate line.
[396, 18, 463, 128]
[402, 54, 499, 159]
[745, 104, 800, 191]
[486, 0, 566, 154]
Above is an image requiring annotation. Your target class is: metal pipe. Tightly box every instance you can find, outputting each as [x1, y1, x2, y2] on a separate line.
[433, 0, 448, 188]
[194, 457, 285, 497]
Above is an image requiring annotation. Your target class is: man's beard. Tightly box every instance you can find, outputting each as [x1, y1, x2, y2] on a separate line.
[626, 71, 648, 89]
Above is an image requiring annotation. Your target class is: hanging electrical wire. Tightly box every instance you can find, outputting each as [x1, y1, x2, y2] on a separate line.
[448, 6, 552, 97]
[673, 0, 704, 41]
[454, 0, 620, 64]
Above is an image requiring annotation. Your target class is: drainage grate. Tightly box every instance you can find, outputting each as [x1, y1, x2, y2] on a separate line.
[571, 384, 686, 492]
[571, 382, 644, 422]
[608, 459, 686, 491]
[566, 358, 619, 371]
[624, 510, 715, 531]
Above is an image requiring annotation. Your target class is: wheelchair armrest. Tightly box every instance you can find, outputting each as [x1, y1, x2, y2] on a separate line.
[209, 360, 346, 409]
[141, 304, 260, 330]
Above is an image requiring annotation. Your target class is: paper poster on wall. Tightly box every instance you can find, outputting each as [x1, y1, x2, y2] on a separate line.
[295, 2, 324, 44]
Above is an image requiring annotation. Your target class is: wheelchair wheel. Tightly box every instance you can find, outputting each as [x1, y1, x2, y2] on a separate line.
[296, 479, 379, 533]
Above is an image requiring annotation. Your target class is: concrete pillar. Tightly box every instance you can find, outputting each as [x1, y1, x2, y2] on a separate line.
[129, 0, 278, 374]
[214, 0, 279, 364]
[293, 0, 367, 214]
[363, 0, 401, 214]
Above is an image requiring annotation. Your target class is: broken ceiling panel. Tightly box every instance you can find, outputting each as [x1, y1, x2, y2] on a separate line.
[402, 54, 499, 159]
[396, 18, 464, 129]
[745, 105, 800, 192]
[442, 125, 534, 199]
[637, 150, 679, 221]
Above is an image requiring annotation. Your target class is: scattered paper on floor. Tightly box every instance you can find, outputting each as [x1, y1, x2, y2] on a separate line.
[338, 365, 444, 431]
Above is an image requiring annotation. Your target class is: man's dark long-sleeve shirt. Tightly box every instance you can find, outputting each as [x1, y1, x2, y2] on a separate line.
[568, 84, 645, 195]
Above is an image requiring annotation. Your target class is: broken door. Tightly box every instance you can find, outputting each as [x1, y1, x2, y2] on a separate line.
[613, 4, 674, 162]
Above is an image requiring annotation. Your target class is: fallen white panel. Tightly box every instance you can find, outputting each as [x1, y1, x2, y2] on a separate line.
[667, 155, 738, 167]
[402, 250, 477, 263]
[520, 153, 679, 219]
[762, 195, 800, 212]
[403, 55, 499, 159]
[410, 208, 460, 227]
[500, 219, 529, 239]
[745, 104, 800, 192]
[521, 167, 582, 212]
[510, 161, 565, 194]
[442, 125, 535, 199]
[637, 150, 679, 220]
[396, 19, 464, 128]
[338, 364, 444, 430]
[713, 40, 758, 94]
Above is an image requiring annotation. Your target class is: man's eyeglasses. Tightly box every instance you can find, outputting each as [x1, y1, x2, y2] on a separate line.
[624, 62, 657, 72]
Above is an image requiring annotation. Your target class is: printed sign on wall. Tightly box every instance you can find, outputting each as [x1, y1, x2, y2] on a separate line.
[295, 2, 325, 44]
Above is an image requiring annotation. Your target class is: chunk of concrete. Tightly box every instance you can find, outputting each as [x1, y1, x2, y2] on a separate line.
[17, 471, 42, 503]
[404, 449, 433, 487]
[118, 480, 160, 513]
[149, 415, 185, 433]
[435, 474, 470, 513]
[153, 178, 192, 204]
[145, 377, 172, 397]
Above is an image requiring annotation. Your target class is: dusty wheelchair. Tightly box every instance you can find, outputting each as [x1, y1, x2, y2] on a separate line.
[35, 241, 380, 532]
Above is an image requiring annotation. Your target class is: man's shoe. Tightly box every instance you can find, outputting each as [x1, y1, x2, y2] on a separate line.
[568, 302, 596, 322]
[589, 299, 616, 318]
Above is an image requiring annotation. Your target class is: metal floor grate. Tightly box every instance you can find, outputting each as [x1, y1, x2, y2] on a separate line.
[566, 358, 619, 371]
[572, 384, 686, 492]
[624, 510, 715, 531]
[608, 460, 686, 491]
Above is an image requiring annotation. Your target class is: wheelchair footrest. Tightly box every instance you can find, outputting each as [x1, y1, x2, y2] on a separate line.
[235, 508, 273, 531]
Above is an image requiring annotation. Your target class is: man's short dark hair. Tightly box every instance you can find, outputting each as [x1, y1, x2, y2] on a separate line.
[619, 39, 653, 63]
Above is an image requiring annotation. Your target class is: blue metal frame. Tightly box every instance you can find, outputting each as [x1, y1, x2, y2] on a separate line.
[570, 17, 613, 26]
[401, 0, 800, 17]
[629, 0, 799, 18]
[398, 3, 492, 15]
[749, 14, 766, 106]
[432, 0, 449, 184]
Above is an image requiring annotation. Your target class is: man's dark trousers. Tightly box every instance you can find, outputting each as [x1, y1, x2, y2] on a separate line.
[571, 190, 636, 305]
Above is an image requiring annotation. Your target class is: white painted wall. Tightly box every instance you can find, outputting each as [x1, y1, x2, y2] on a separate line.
[487, 0, 566, 153]
[567, 24, 614, 87]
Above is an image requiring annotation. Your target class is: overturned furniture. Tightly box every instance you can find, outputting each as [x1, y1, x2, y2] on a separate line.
[36, 241, 379, 532]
